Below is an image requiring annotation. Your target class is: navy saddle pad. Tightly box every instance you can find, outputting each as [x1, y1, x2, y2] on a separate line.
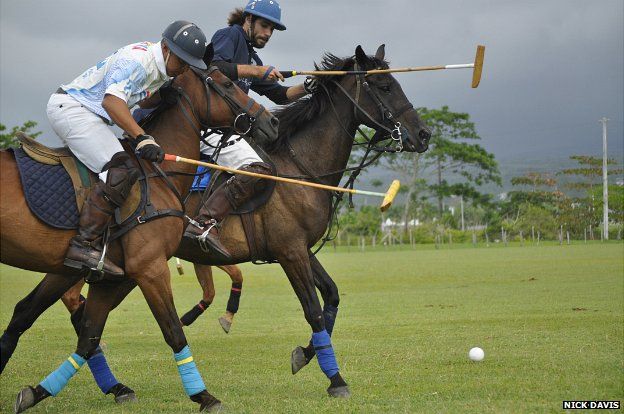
[13, 148, 80, 229]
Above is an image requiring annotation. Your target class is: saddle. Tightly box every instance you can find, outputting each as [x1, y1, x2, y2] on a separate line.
[195, 157, 277, 263]
[14, 132, 141, 230]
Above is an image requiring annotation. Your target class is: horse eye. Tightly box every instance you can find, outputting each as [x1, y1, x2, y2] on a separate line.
[225, 81, 234, 88]
[379, 85, 391, 93]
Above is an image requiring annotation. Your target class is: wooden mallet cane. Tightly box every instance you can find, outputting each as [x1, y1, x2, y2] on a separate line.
[164, 155, 401, 212]
[280, 45, 486, 88]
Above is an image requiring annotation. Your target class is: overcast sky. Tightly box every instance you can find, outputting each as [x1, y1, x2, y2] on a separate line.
[1, 0, 622, 161]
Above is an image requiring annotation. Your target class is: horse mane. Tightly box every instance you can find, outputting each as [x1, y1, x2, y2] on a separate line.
[267, 52, 389, 152]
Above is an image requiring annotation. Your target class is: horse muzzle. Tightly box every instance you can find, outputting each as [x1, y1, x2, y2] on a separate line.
[250, 114, 279, 147]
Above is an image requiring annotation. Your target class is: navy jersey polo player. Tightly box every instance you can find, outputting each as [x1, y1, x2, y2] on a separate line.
[183, 0, 318, 260]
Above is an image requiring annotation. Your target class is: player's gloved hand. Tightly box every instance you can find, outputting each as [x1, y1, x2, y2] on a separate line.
[303, 76, 318, 94]
[135, 134, 164, 163]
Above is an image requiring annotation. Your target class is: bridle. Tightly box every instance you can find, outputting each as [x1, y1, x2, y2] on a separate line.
[174, 66, 268, 139]
[332, 62, 415, 153]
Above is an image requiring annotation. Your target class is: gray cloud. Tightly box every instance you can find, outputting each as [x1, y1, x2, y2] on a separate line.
[1, 0, 622, 159]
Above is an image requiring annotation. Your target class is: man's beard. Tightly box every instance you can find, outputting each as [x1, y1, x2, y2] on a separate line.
[252, 37, 268, 48]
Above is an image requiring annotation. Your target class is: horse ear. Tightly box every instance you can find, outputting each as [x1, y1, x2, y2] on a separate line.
[355, 45, 369, 66]
[203, 43, 214, 67]
[374, 44, 385, 61]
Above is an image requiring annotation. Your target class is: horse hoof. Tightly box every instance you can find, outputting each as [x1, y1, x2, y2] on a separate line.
[107, 383, 137, 404]
[114, 391, 138, 404]
[218, 316, 231, 334]
[14, 387, 35, 414]
[327, 385, 351, 398]
[201, 400, 224, 412]
[290, 346, 307, 375]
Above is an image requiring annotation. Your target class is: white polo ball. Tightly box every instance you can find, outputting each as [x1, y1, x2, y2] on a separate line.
[469, 347, 485, 361]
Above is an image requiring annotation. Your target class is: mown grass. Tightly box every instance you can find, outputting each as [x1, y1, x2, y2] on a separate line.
[1, 243, 622, 413]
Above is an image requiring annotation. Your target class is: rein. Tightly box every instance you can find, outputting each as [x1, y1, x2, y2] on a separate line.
[112, 66, 261, 239]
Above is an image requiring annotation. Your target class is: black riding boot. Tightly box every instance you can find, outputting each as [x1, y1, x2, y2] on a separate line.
[64, 152, 140, 279]
[184, 162, 273, 259]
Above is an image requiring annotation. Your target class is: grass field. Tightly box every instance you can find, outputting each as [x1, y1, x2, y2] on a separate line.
[1, 243, 622, 413]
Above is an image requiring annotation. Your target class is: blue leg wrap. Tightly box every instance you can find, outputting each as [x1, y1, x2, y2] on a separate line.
[174, 345, 206, 396]
[40, 353, 86, 396]
[323, 304, 338, 336]
[87, 347, 118, 394]
[312, 329, 339, 378]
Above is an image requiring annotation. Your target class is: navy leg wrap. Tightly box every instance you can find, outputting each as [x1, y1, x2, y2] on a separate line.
[226, 282, 242, 314]
[87, 347, 118, 394]
[312, 329, 339, 378]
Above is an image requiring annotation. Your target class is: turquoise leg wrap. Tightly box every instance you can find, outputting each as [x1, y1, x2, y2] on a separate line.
[174, 345, 206, 396]
[40, 353, 86, 396]
[312, 329, 339, 378]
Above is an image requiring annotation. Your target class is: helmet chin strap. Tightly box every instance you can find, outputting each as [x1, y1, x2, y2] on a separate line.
[246, 18, 260, 48]
[165, 50, 171, 66]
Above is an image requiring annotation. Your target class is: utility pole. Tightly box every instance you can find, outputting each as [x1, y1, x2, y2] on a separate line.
[460, 195, 465, 231]
[600, 117, 609, 240]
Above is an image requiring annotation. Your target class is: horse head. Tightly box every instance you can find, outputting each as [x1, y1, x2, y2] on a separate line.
[345, 44, 430, 153]
[170, 62, 279, 147]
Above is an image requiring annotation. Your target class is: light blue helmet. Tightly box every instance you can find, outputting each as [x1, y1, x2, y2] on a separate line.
[244, 0, 286, 31]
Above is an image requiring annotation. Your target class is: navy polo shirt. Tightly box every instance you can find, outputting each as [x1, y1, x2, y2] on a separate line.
[211, 24, 283, 98]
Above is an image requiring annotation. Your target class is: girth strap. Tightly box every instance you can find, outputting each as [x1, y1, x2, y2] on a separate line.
[240, 213, 260, 261]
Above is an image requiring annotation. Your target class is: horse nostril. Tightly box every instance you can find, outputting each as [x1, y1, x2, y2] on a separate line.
[271, 117, 279, 127]
[419, 129, 431, 141]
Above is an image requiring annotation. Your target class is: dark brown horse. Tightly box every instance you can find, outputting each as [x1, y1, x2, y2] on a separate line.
[174, 44, 430, 397]
[2, 44, 430, 406]
[0, 64, 277, 412]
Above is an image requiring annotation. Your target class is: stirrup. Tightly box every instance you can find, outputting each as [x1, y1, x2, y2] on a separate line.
[197, 219, 219, 253]
[85, 229, 110, 283]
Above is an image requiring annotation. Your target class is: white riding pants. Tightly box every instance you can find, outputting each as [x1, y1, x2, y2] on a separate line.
[200, 133, 262, 170]
[46, 93, 123, 182]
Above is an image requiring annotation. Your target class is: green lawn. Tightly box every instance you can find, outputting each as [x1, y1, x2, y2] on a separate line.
[1, 243, 622, 413]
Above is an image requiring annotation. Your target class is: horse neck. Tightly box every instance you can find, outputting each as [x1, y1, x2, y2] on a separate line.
[280, 92, 358, 186]
[145, 91, 203, 192]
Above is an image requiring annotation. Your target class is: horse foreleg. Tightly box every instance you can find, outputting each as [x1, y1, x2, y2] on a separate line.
[14, 278, 135, 412]
[1, 272, 82, 374]
[180, 263, 215, 326]
[218, 264, 243, 333]
[66, 279, 138, 403]
[278, 249, 350, 398]
[133, 263, 221, 411]
[291, 254, 340, 375]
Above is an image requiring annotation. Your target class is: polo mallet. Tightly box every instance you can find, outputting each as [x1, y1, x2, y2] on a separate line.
[164, 154, 401, 212]
[280, 45, 485, 88]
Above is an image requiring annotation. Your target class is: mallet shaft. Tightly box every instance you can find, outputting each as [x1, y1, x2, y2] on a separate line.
[164, 154, 400, 211]
[167, 154, 375, 196]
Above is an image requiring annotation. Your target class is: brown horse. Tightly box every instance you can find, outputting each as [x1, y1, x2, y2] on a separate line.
[0, 64, 278, 412]
[2, 44, 430, 405]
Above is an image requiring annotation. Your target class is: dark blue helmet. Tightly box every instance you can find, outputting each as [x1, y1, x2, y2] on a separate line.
[244, 0, 286, 31]
[162, 20, 208, 69]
